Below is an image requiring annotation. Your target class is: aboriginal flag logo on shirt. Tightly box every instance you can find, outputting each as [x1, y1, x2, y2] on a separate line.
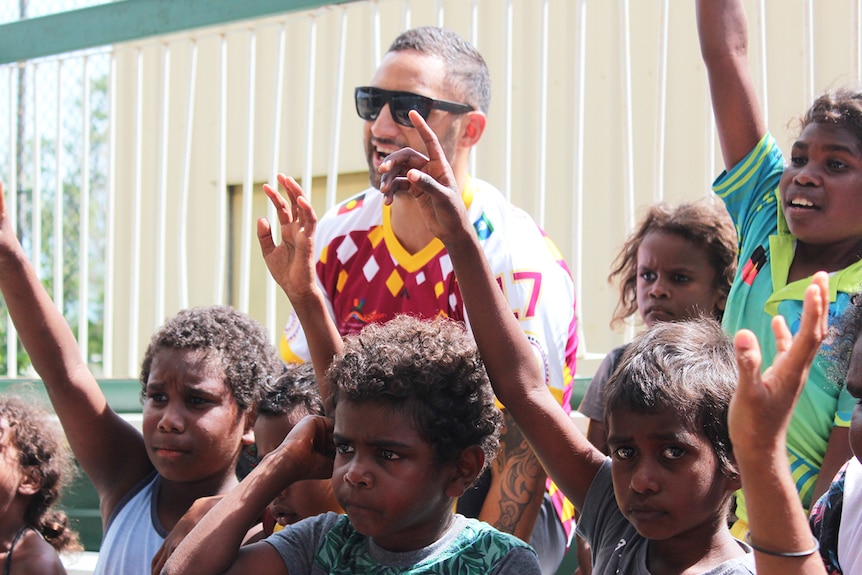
[337, 194, 365, 215]
[741, 245, 767, 286]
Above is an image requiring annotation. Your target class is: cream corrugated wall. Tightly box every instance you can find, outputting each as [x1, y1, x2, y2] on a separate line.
[3, 0, 861, 377]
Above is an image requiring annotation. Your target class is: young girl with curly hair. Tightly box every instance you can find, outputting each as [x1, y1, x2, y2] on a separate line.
[1, 393, 81, 574]
[578, 199, 737, 453]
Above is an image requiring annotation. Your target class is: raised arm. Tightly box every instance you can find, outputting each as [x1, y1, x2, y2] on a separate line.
[162, 414, 336, 575]
[729, 271, 829, 575]
[0, 182, 151, 516]
[257, 175, 342, 409]
[696, 0, 766, 169]
[378, 112, 605, 510]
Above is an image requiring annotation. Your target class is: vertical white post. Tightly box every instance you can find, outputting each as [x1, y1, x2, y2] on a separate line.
[78, 56, 91, 362]
[620, 0, 634, 234]
[33, 63, 42, 284]
[469, 0, 479, 176]
[572, 0, 588, 358]
[215, 35, 228, 304]
[178, 40, 198, 310]
[104, 52, 117, 375]
[371, 1, 381, 70]
[239, 29, 257, 314]
[54, 59, 64, 310]
[536, 0, 549, 226]
[620, 0, 636, 343]
[267, 23, 287, 340]
[401, 0, 411, 32]
[654, 0, 669, 202]
[156, 43, 171, 325]
[326, 10, 347, 210]
[803, 0, 815, 105]
[5, 65, 19, 375]
[757, 0, 769, 124]
[128, 48, 144, 373]
[302, 18, 317, 197]
[503, 0, 513, 200]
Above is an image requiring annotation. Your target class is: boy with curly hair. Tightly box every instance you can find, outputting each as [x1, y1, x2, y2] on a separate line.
[163, 313, 540, 574]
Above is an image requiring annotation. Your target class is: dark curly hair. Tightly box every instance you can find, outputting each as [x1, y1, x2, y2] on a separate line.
[604, 318, 738, 478]
[327, 315, 501, 471]
[139, 306, 283, 412]
[257, 363, 324, 419]
[608, 199, 738, 329]
[824, 292, 862, 386]
[0, 393, 82, 553]
[799, 87, 862, 146]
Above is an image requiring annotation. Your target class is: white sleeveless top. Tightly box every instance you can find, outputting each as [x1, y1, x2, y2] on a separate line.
[93, 473, 166, 575]
[839, 458, 862, 574]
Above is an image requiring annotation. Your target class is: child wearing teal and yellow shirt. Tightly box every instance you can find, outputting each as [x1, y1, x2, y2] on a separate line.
[697, 0, 862, 535]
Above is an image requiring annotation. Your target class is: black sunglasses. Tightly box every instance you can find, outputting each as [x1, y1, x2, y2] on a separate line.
[354, 86, 474, 128]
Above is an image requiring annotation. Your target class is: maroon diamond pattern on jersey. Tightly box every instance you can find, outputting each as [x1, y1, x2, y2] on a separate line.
[317, 226, 464, 336]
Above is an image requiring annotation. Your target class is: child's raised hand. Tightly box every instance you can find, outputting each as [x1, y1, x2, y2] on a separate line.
[274, 414, 336, 481]
[378, 110, 472, 246]
[729, 271, 830, 456]
[257, 174, 318, 302]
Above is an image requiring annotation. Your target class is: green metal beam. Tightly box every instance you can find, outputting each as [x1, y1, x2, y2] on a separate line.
[0, 0, 356, 65]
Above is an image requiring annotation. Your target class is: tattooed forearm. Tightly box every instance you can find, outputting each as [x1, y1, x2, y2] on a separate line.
[490, 410, 546, 535]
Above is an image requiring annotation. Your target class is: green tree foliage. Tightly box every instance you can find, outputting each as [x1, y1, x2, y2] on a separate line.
[1, 67, 108, 376]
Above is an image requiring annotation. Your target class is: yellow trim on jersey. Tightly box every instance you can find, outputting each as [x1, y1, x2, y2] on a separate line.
[382, 205, 445, 272]
[279, 335, 305, 364]
[495, 386, 563, 410]
[380, 176, 478, 273]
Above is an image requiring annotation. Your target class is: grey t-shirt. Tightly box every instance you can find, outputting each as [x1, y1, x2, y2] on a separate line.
[578, 459, 756, 575]
[578, 344, 628, 421]
[265, 512, 541, 574]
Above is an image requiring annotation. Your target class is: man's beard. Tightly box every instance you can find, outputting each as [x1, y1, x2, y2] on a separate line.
[364, 123, 459, 190]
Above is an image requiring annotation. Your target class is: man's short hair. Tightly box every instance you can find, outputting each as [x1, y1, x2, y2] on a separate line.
[388, 26, 491, 114]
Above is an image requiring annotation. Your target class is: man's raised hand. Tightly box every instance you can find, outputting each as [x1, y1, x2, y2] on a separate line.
[257, 174, 318, 302]
[379, 110, 471, 246]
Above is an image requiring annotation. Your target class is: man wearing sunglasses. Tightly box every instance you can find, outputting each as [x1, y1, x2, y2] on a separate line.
[279, 26, 578, 575]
